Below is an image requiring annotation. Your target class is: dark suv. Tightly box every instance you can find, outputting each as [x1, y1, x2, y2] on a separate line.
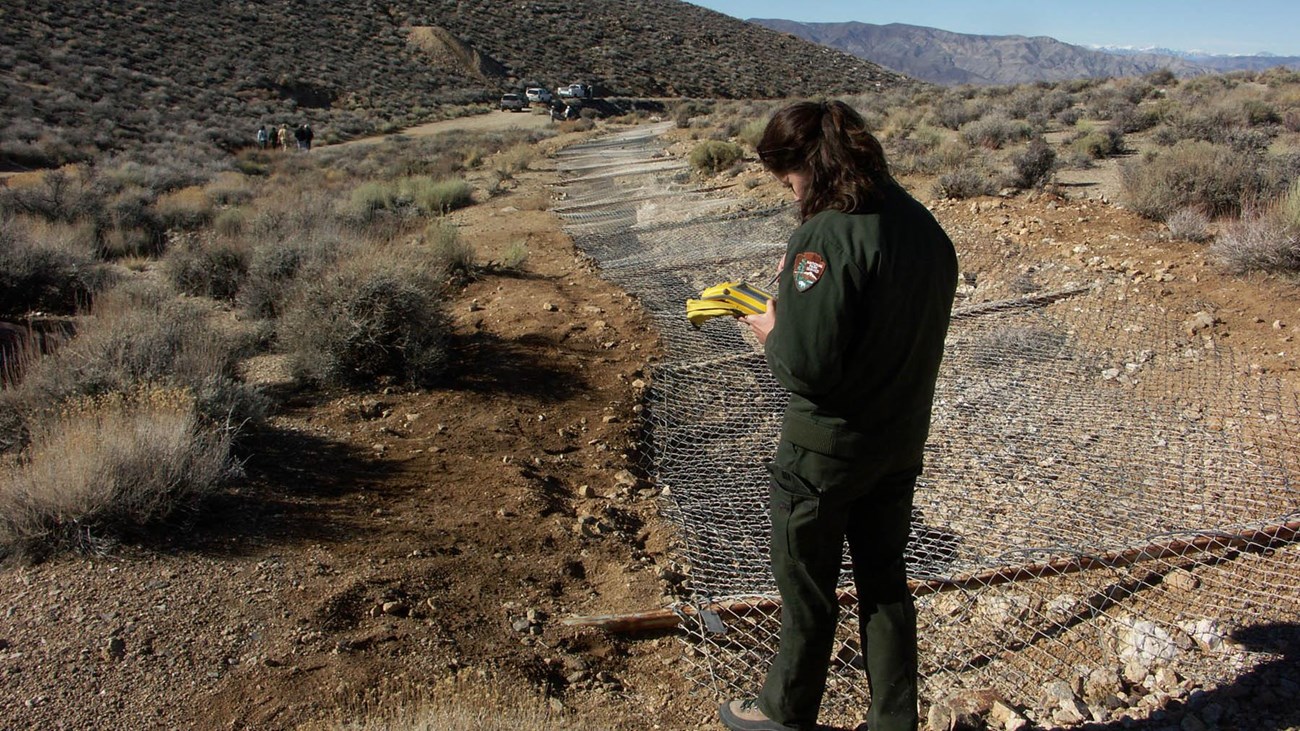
[500, 93, 526, 112]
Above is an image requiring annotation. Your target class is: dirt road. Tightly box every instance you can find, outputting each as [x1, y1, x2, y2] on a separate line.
[335, 107, 557, 148]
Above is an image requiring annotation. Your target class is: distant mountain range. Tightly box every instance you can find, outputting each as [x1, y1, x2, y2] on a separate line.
[749, 19, 1300, 85]
[1092, 45, 1300, 72]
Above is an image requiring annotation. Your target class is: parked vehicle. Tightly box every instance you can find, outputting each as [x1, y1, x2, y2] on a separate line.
[556, 83, 590, 99]
[499, 93, 526, 112]
[525, 87, 552, 104]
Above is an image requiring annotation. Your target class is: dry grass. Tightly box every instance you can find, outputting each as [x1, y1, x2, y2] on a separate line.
[0, 214, 108, 316]
[326, 680, 575, 731]
[7, 282, 264, 441]
[492, 144, 536, 179]
[1165, 207, 1213, 243]
[153, 186, 215, 231]
[1121, 140, 1280, 219]
[1210, 184, 1300, 274]
[0, 386, 235, 559]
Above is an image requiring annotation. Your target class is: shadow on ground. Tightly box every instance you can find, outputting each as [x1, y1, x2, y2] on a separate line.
[1072, 621, 1300, 731]
[146, 419, 398, 557]
[449, 330, 588, 401]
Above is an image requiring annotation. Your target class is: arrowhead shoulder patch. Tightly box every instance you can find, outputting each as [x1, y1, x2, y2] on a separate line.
[792, 251, 826, 292]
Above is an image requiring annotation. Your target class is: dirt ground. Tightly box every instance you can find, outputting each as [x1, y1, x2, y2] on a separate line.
[2, 114, 1299, 731]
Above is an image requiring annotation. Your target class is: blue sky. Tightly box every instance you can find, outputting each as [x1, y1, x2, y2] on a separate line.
[687, 1, 1300, 57]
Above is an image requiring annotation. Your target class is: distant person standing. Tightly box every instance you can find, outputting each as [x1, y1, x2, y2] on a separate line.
[277, 124, 289, 151]
[303, 124, 313, 151]
[256, 125, 269, 150]
[294, 124, 307, 150]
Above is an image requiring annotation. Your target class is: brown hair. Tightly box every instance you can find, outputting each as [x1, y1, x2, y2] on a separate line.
[757, 100, 893, 220]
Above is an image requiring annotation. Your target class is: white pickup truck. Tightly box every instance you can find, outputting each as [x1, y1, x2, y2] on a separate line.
[556, 83, 590, 99]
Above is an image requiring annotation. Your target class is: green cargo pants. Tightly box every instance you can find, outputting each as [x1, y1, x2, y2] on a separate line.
[757, 441, 920, 731]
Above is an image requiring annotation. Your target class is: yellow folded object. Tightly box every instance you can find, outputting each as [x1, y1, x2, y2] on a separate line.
[685, 281, 772, 328]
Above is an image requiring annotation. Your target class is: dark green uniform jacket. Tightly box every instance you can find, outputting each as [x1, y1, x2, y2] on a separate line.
[766, 184, 958, 484]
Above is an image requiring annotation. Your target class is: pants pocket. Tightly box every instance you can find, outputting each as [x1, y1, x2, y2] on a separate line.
[768, 469, 824, 567]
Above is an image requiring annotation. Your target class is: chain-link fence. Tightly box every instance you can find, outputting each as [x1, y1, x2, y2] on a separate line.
[552, 123, 1300, 727]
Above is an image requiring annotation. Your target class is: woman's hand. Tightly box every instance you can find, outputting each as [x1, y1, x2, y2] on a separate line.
[740, 298, 776, 346]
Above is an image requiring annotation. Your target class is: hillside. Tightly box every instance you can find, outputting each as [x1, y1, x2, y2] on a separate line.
[750, 20, 1211, 85]
[0, 0, 909, 169]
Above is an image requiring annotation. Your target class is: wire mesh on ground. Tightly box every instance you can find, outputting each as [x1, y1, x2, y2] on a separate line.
[552, 123, 1300, 724]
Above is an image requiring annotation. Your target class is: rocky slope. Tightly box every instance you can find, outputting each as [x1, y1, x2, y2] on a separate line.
[0, 0, 908, 167]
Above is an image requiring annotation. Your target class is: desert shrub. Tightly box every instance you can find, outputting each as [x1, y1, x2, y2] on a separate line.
[1111, 104, 1162, 134]
[887, 129, 952, 175]
[10, 283, 264, 435]
[673, 100, 713, 128]
[0, 131, 85, 171]
[1163, 107, 1240, 145]
[213, 207, 247, 238]
[1005, 87, 1044, 120]
[1121, 141, 1292, 219]
[933, 165, 996, 200]
[347, 182, 396, 220]
[279, 249, 451, 388]
[239, 233, 343, 320]
[1068, 125, 1124, 160]
[1259, 67, 1300, 86]
[927, 140, 980, 176]
[1038, 90, 1075, 118]
[427, 221, 475, 283]
[1063, 78, 1102, 95]
[932, 100, 983, 130]
[1145, 69, 1178, 87]
[203, 171, 257, 206]
[1277, 179, 1300, 231]
[233, 156, 271, 177]
[959, 115, 1032, 150]
[0, 170, 102, 224]
[345, 177, 473, 222]
[0, 386, 236, 559]
[462, 147, 487, 169]
[501, 240, 529, 270]
[1005, 139, 1057, 190]
[98, 187, 165, 258]
[492, 144, 535, 178]
[0, 215, 106, 316]
[1210, 209, 1300, 274]
[1165, 207, 1212, 242]
[97, 144, 228, 195]
[1284, 109, 1300, 134]
[1118, 80, 1156, 105]
[163, 238, 249, 300]
[1056, 108, 1083, 127]
[154, 186, 215, 231]
[736, 119, 767, 150]
[1225, 128, 1275, 156]
[1242, 99, 1281, 127]
[560, 117, 595, 132]
[689, 140, 744, 176]
[406, 177, 474, 215]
